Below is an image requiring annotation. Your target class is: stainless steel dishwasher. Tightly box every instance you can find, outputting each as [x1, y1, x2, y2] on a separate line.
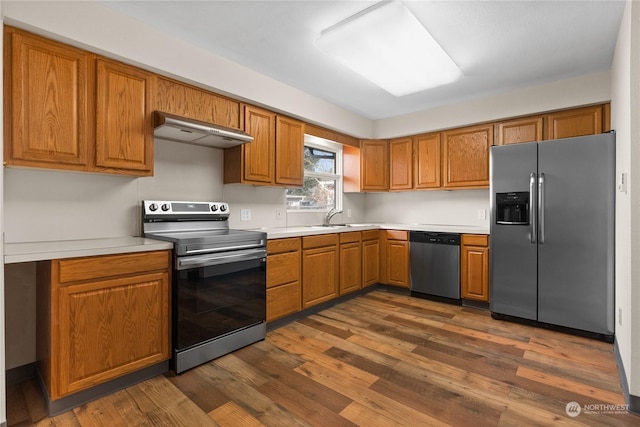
[409, 231, 461, 303]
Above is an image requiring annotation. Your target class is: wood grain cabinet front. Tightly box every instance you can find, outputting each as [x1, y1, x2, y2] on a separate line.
[36, 251, 171, 400]
[442, 124, 493, 189]
[95, 58, 154, 175]
[461, 234, 490, 302]
[339, 232, 362, 295]
[360, 139, 389, 191]
[224, 106, 304, 187]
[362, 230, 380, 287]
[381, 230, 410, 288]
[413, 132, 441, 189]
[545, 105, 605, 140]
[389, 137, 413, 190]
[266, 238, 302, 321]
[5, 27, 91, 171]
[302, 234, 339, 308]
[5, 26, 155, 176]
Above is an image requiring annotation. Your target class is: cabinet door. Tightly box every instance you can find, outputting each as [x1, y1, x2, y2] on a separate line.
[267, 281, 301, 321]
[244, 105, 276, 184]
[461, 234, 490, 302]
[362, 238, 380, 287]
[155, 77, 241, 129]
[56, 272, 170, 398]
[275, 116, 304, 186]
[6, 28, 90, 170]
[545, 106, 603, 140]
[95, 58, 154, 175]
[413, 133, 441, 189]
[302, 246, 338, 308]
[387, 240, 409, 288]
[442, 124, 492, 188]
[340, 241, 362, 295]
[497, 117, 543, 146]
[389, 137, 412, 190]
[267, 251, 300, 288]
[361, 139, 389, 191]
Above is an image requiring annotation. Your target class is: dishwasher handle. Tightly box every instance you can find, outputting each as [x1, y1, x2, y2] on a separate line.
[409, 231, 460, 245]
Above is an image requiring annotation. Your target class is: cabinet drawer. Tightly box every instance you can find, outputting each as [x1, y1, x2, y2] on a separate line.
[386, 230, 408, 241]
[362, 230, 380, 241]
[339, 231, 361, 244]
[267, 251, 301, 288]
[57, 251, 170, 284]
[303, 233, 338, 249]
[267, 281, 301, 321]
[267, 237, 301, 255]
[462, 234, 489, 247]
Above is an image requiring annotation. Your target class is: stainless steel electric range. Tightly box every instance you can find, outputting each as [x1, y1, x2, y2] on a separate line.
[142, 200, 267, 374]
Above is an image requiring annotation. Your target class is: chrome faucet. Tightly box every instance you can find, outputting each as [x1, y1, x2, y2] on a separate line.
[324, 208, 343, 225]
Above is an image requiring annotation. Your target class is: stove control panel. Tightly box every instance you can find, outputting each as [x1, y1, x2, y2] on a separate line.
[143, 200, 230, 218]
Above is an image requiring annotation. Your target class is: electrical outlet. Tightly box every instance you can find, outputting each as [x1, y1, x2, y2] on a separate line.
[347, 209, 352, 218]
[478, 209, 486, 220]
[240, 209, 251, 221]
[276, 208, 284, 220]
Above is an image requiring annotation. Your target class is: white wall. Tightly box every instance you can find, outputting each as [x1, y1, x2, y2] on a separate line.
[364, 190, 489, 227]
[611, 0, 640, 401]
[375, 71, 611, 138]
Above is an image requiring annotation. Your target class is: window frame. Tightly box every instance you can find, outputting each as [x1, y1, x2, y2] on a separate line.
[286, 135, 343, 212]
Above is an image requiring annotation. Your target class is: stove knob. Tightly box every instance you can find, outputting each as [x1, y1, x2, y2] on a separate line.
[161, 203, 170, 212]
[220, 204, 228, 212]
[210, 204, 218, 212]
[149, 203, 158, 212]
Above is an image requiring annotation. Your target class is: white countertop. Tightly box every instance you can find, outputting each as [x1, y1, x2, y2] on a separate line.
[4, 237, 174, 264]
[259, 223, 490, 239]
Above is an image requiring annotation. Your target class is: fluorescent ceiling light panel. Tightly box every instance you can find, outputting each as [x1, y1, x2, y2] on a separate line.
[316, 1, 462, 96]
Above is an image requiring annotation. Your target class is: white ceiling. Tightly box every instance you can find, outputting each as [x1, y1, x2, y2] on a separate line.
[100, 0, 626, 120]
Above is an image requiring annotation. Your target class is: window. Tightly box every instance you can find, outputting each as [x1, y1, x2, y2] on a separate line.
[286, 136, 343, 211]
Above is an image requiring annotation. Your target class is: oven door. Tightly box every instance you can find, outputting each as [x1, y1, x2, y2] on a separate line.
[173, 247, 266, 353]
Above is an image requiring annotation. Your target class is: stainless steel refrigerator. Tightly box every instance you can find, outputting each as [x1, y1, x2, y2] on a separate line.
[490, 133, 615, 340]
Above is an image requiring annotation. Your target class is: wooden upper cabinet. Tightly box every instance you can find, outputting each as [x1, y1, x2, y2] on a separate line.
[442, 124, 493, 189]
[361, 139, 389, 191]
[154, 77, 241, 129]
[5, 27, 91, 170]
[413, 132, 441, 189]
[497, 116, 543, 146]
[389, 137, 412, 190]
[275, 116, 304, 186]
[244, 106, 275, 183]
[545, 105, 603, 140]
[95, 59, 154, 175]
[224, 105, 275, 185]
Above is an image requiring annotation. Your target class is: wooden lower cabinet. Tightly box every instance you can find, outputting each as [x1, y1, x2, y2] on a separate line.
[461, 234, 490, 302]
[381, 230, 410, 288]
[266, 237, 301, 321]
[362, 230, 380, 287]
[339, 232, 362, 295]
[36, 251, 171, 400]
[302, 234, 339, 308]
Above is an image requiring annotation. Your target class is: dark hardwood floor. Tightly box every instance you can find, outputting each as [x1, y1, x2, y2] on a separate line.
[7, 289, 637, 426]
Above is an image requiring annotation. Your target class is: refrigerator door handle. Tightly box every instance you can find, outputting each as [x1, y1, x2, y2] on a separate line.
[538, 172, 545, 244]
[529, 172, 537, 244]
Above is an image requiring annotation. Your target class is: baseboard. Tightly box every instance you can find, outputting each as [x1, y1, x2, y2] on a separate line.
[614, 339, 640, 415]
[39, 360, 169, 417]
[6, 362, 37, 386]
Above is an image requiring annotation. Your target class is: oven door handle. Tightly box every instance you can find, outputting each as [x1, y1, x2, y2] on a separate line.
[183, 241, 266, 255]
[177, 248, 267, 270]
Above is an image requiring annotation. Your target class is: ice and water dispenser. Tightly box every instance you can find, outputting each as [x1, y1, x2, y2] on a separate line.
[496, 192, 529, 225]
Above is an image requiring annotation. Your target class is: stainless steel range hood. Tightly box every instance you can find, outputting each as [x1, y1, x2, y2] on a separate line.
[153, 111, 253, 149]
